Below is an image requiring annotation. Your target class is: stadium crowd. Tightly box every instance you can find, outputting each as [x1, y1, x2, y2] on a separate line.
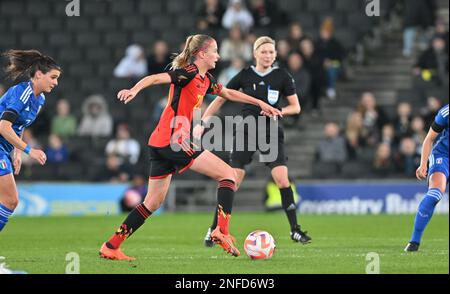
[0, 0, 448, 184]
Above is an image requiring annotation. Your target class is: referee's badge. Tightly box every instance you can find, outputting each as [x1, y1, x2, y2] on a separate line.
[267, 87, 279, 105]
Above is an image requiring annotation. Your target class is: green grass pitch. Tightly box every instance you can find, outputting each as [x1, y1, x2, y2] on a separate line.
[0, 213, 448, 274]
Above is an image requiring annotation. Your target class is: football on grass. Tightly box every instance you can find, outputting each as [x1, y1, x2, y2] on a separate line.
[244, 230, 276, 260]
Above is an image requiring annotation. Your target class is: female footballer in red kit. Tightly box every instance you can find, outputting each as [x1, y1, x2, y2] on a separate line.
[99, 34, 282, 260]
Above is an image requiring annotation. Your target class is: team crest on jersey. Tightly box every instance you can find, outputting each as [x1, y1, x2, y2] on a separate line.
[0, 160, 7, 170]
[211, 83, 222, 95]
[436, 158, 443, 164]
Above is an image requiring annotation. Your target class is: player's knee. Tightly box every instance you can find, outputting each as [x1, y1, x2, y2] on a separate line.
[145, 199, 162, 212]
[218, 167, 236, 183]
[273, 177, 290, 189]
[3, 193, 19, 210]
[428, 183, 447, 195]
[278, 182, 291, 189]
[143, 195, 163, 212]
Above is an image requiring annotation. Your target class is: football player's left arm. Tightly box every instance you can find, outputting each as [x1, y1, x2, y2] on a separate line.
[282, 94, 301, 116]
[218, 87, 282, 118]
[201, 97, 227, 124]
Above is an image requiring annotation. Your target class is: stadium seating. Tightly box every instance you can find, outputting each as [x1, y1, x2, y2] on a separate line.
[0, 0, 390, 182]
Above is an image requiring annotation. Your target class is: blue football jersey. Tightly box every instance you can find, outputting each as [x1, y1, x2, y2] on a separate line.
[0, 81, 45, 154]
[432, 104, 449, 157]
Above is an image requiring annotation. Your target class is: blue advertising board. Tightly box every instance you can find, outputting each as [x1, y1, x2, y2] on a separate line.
[14, 182, 449, 216]
[297, 182, 449, 214]
[16, 183, 129, 216]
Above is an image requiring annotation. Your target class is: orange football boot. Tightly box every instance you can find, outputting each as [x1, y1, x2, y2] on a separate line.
[211, 227, 240, 257]
[99, 242, 135, 261]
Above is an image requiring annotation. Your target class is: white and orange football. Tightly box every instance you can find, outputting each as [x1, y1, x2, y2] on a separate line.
[244, 230, 276, 260]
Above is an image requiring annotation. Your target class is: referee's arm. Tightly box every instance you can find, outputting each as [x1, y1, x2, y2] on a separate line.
[218, 87, 282, 118]
[281, 94, 301, 116]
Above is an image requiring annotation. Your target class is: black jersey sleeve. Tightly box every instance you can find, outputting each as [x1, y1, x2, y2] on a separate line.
[281, 69, 297, 97]
[168, 64, 198, 87]
[226, 69, 243, 90]
[206, 72, 223, 95]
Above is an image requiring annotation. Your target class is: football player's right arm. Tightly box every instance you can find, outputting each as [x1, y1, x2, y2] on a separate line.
[13, 132, 24, 175]
[117, 73, 172, 104]
[0, 120, 46, 165]
[0, 120, 27, 152]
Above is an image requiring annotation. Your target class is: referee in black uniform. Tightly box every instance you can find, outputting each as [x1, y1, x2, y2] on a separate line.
[198, 36, 312, 246]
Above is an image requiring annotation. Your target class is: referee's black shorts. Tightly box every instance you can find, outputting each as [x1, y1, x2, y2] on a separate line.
[229, 124, 287, 170]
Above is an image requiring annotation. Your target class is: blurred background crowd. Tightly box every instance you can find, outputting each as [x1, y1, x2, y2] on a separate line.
[0, 0, 448, 191]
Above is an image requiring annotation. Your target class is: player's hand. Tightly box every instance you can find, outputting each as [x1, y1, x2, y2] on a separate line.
[192, 124, 205, 140]
[117, 89, 138, 104]
[29, 149, 47, 166]
[258, 102, 282, 119]
[12, 153, 22, 175]
[416, 164, 428, 180]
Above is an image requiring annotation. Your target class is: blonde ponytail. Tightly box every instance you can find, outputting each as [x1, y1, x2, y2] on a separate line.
[170, 34, 214, 70]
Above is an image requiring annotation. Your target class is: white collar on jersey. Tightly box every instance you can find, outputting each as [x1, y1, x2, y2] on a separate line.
[250, 65, 278, 77]
[27, 80, 45, 100]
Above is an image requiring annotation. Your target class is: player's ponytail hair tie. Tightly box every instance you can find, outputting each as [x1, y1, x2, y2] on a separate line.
[253, 36, 276, 51]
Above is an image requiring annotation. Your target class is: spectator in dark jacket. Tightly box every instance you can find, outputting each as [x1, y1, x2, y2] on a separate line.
[96, 154, 132, 183]
[356, 92, 389, 147]
[395, 137, 421, 177]
[249, 0, 283, 28]
[287, 22, 307, 51]
[287, 52, 311, 109]
[433, 18, 449, 51]
[414, 36, 448, 87]
[274, 39, 291, 69]
[403, 0, 437, 56]
[393, 102, 413, 140]
[315, 18, 345, 100]
[373, 143, 395, 177]
[147, 40, 171, 75]
[316, 122, 348, 169]
[300, 38, 326, 113]
[197, 0, 225, 30]
[420, 96, 442, 128]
